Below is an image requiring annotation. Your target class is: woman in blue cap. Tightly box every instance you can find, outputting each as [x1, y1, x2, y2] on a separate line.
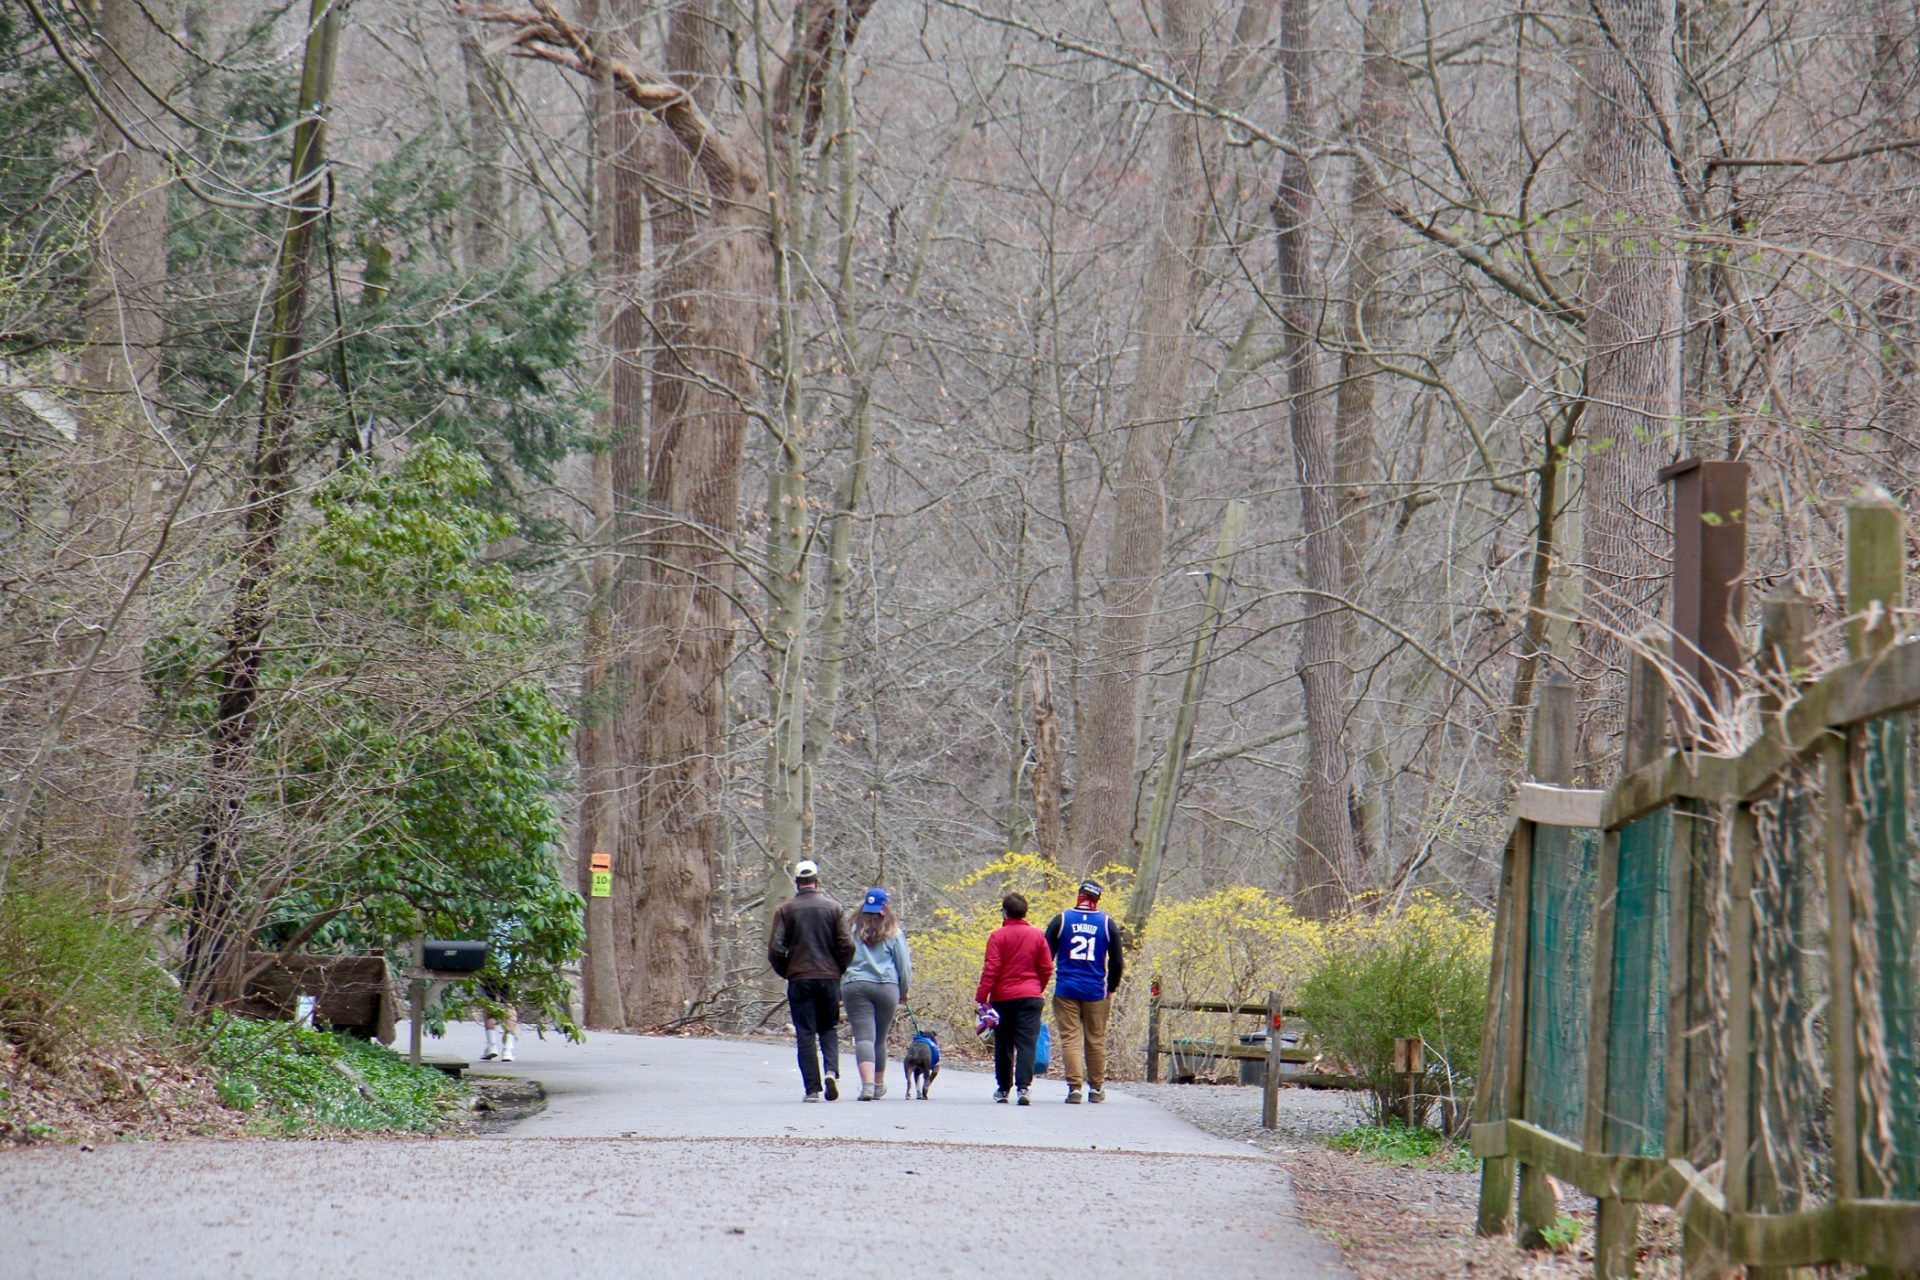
[841, 887, 911, 1100]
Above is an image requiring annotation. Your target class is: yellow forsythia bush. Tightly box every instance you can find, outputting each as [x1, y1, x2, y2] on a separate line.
[1134, 887, 1327, 1072]
[908, 853, 1130, 1055]
[910, 858, 1328, 1080]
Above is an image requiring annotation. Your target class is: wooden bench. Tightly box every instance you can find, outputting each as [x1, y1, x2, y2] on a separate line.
[235, 951, 397, 1043]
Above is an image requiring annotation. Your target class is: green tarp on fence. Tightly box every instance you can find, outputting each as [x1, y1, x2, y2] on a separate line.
[1524, 824, 1599, 1142]
[1604, 806, 1670, 1156]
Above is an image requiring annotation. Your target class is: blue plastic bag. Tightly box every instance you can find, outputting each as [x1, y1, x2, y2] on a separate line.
[1034, 1023, 1052, 1074]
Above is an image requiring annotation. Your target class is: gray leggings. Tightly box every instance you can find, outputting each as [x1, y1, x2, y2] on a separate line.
[841, 981, 901, 1070]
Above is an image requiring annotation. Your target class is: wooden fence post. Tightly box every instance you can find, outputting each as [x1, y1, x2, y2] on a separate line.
[1846, 493, 1911, 1279]
[1581, 641, 1664, 1277]
[1515, 677, 1576, 1250]
[1146, 988, 1161, 1084]
[1738, 595, 1810, 1280]
[1263, 990, 1280, 1130]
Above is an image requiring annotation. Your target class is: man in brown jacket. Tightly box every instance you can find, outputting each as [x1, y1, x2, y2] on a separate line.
[768, 859, 856, 1101]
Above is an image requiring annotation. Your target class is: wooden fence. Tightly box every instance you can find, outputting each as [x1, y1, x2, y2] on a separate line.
[1475, 482, 1920, 1276]
[1144, 992, 1297, 1128]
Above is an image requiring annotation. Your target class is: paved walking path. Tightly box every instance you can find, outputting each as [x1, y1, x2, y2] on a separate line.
[1, 1023, 1348, 1279]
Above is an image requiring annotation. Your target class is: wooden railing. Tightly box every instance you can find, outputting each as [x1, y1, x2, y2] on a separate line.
[1144, 991, 1360, 1128]
[1475, 489, 1920, 1276]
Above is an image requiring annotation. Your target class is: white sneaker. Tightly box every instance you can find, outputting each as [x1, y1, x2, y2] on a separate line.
[500, 1035, 516, 1063]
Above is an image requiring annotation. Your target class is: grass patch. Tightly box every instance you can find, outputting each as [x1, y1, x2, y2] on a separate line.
[1328, 1122, 1478, 1172]
[206, 1016, 466, 1136]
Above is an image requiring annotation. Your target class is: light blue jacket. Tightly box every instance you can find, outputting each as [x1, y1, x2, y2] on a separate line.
[842, 930, 911, 998]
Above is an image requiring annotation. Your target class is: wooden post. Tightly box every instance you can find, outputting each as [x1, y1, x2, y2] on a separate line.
[1743, 596, 1809, 1280]
[408, 929, 425, 1069]
[1146, 988, 1161, 1084]
[1474, 822, 1521, 1237]
[1825, 726, 1861, 1205]
[1721, 801, 1761, 1262]
[1262, 990, 1281, 1130]
[1847, 489, 1902, 665]
[1658, 459, 1749, 746]
[1581, 642, 1662, 1277]
[1847, 493, 1909, 1259]
[1393, 1036, 1425, 1127]
[1515, 677, 1575, 1250]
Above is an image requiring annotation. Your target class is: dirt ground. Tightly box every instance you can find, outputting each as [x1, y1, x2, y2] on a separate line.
[0, 1041, 247, 1146]
[1130, 1077, 1686, 1280]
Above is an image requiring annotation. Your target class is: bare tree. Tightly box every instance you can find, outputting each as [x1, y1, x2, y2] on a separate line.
[1272, 0, 1358, 917]
[61, 0, 176, 882]
[1571, 0, 1685, 766]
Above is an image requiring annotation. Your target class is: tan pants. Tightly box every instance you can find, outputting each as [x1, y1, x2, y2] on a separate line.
[1053, 996, 1111, 1090]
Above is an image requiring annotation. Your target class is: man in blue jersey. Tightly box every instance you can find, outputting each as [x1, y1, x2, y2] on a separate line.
[1044, 880, 1125, 1104]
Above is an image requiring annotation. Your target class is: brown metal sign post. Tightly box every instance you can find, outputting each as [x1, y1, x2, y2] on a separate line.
[1657, 458, 1749, 743]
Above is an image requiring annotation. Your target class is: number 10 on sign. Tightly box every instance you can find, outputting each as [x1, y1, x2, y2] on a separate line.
[589, 852, 612, 898]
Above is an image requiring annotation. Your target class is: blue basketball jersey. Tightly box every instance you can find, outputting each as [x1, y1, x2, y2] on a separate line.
[1054, 908, 1112, 1001]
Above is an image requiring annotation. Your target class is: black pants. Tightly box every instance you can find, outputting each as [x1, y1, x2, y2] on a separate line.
[992, 997, 1044, 1091]
[787, 978, 842, 1095]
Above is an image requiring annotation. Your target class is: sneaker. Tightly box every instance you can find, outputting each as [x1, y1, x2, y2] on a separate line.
[1089, 1088, 1106, 1103]
[874, 1082, 886, 1099]
[823, 1075, 839, 1101]
[993, 1089, 1009, 1104]
[480, 1049, 499, 1061]
[1065, 1088, 1083, 1104]
[858, 1082, 875, 1101]
[1017, 1089, 1031, 1106]
[804, 1092, 822, 1103]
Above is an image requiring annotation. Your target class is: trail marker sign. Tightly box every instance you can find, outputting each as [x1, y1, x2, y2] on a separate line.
[590, 852, 612, 899]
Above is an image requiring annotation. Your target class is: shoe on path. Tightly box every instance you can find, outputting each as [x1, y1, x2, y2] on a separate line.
[993, 1089, 1009, 1104]
[874, 1082, 886, 1099]
[1016, 1089, 1031, 1106]
[803, 1092, 822, 1103]
[480, 1050, 499, 1061]
[1089, 1088, 1105, 1103]
[1065, 1088, 1083, 1104]
[824, 1076, 839, 1101]
[858, 1082, 875, 1101]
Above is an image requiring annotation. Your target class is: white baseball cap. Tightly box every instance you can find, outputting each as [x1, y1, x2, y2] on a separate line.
[793, 859, 819, 880]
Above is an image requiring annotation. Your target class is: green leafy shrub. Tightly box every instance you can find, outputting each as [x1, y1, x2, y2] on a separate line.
[1296, 893, 1491, 1127]
[205, 1016, 463, 1135]
[0, 882, 170, 1071]
[1539, 1215, 1584, 1252]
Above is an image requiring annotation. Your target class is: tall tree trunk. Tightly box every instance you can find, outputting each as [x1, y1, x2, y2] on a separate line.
[60, 0, 175, 883]
[460, 28, 509, 268]
[616, 0, 748, 1026]
[576, 0, 647, 1029]
[481, 0, 875, 1026]
[1333, 0, 1406, 599]
[1573, 0, 1685, 768]
[185, 0, 341, 1010]
[1276, 0, 1359, 918]
[1330, 0, 1409, 882]
[1068, 0, 1208, 875]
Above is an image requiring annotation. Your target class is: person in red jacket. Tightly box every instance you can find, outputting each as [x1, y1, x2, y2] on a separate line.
[974, 891, 1054, 1105]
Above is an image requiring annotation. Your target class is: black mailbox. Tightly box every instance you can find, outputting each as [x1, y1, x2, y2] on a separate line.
[422, 940, 488, 973]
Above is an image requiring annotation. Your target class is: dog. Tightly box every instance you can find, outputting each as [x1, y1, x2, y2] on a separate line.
[903, 1031, 940, 1100]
